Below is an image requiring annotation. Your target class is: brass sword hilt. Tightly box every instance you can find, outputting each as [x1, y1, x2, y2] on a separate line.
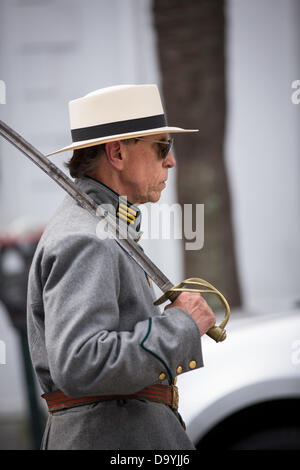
[154, 278, 230, 342]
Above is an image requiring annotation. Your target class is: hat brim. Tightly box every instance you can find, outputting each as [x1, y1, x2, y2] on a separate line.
[46, 126, 198, 156]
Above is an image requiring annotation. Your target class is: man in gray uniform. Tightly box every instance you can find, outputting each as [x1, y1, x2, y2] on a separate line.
[27, 84, 215, 450]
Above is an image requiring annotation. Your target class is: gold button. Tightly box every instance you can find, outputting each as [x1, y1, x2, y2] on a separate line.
[158, 372, 166, 381]
[189, 360, 197, 369]
[176, 365, 183, 374]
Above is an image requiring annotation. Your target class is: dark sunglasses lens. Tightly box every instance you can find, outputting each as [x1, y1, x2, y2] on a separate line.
[160, 139, 173, 158]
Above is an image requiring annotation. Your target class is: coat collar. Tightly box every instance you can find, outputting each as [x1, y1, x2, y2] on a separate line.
[74, 175, 142, 240]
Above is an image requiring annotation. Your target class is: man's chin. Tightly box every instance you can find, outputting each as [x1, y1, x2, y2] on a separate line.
[136, 190, 162, 205]
[149, 191, 162, 203]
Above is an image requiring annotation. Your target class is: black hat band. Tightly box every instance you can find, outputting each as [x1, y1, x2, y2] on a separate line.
[71, 114, 167, 143]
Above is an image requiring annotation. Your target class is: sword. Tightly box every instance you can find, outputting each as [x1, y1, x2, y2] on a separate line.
[0, 120, 230, 342]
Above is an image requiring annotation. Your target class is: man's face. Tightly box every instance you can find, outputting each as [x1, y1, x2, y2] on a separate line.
[120, 134, 176, 204]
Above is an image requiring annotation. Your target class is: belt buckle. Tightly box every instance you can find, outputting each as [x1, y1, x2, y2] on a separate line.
[171, 385, 179, 410]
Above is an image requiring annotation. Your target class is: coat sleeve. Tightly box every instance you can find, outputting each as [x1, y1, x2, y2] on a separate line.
[41, 233, 204, 396]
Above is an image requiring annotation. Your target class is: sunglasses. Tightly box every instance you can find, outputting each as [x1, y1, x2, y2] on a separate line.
[135, 137, 174, 159]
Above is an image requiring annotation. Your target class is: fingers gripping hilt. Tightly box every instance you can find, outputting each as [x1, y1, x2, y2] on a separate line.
[154, 278, 230, 343]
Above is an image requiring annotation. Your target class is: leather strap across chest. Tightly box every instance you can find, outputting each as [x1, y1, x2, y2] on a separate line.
[42, 384, 179, 413]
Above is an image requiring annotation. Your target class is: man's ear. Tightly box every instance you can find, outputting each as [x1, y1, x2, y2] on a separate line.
[105, 141, 124, 170]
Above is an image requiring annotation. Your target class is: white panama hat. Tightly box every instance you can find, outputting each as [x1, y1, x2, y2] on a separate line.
[47, 84, 198, 156]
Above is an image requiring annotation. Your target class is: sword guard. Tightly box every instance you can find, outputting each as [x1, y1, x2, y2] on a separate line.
[154, 278, 230, 343]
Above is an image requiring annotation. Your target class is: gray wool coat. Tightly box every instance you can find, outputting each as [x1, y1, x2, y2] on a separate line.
[27, 176, 204, 450]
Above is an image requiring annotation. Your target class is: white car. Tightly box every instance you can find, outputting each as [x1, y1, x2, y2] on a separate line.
[177, 308, 300, 450]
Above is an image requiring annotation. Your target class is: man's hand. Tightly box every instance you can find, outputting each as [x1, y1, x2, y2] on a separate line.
[164, 292, 216, 336]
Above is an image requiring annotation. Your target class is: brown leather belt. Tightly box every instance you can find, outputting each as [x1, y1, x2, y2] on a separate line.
[42, 384, 179, 413]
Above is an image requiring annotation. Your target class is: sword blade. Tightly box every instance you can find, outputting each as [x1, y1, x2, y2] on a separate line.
[0, 120, 173, 293]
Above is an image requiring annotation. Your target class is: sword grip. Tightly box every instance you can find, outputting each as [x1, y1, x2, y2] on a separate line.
[166, 290, 181, 303]
[154, 278, 230, 343]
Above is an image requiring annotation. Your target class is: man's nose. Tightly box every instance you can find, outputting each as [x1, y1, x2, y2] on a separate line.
[164, 150, 176, 168]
